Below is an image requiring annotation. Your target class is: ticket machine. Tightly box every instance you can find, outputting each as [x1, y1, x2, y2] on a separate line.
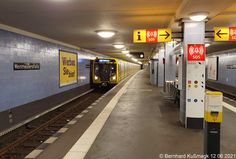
[204, 91, 223, 158]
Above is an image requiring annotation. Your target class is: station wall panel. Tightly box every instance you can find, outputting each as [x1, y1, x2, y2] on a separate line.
[0, 29, 94, 112]
[218, 53, 236, 87]
[207, 52, 236, 87]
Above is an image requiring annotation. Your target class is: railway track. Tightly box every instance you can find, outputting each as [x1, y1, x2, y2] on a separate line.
[206, 85, 236, 100]
[0, 89, 107, 159]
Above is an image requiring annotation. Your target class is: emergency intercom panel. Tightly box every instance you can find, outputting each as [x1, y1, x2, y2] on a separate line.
[186, 61, 205, 118]
[185, 44, 206, 120]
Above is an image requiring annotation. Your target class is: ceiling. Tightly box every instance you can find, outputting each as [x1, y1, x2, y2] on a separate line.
[0, 0, 236, 63]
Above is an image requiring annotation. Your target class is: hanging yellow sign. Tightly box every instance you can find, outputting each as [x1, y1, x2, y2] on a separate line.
[133, 28, 171, 43]
[214, 27, 229, 41]
[133, 29, 146, 43]
[59, 50, 78, 87]
[158, 28, 172, 42]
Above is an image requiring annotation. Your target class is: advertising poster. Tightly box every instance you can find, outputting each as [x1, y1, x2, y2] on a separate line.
[59, 50, 78, 87]
[207, 57, 218, 80]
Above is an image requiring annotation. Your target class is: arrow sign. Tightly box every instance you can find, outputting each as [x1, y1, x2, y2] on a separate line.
[216, 29, 228, 38]
[158, 28, 172, 42]
[159, 31, 170, 39]
[214, 27, 229, 41]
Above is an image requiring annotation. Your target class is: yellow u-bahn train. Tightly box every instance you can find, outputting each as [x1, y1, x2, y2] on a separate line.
[92, 58, 140, 87]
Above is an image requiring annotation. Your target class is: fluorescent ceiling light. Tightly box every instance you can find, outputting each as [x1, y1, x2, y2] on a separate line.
[205, 43, 210, 47]
[121, 50, 130, 54]
[132, 58, 138, 62]
[113, 44, 125, 49]
[153, 53, 159, 59]
[96, 30, 116, 38]
[168, 41, 176, 46]
[126, 54, 131, 57]
[189, 12, 208, 21]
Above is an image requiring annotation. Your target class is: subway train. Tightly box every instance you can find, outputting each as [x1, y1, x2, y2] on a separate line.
[92, 58, 140, 87]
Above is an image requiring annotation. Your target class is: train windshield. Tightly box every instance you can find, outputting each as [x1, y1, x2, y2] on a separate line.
[109, 64, 116, 75]
[94, 63, 116, 81]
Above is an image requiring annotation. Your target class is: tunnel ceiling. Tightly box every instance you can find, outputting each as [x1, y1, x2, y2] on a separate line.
[0, 0, 236, 62]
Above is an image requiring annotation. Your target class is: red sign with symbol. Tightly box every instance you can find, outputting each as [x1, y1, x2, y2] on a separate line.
[146, 29, 158, 42]
[229, 27, 236, 41]
[187, 44, 205, 61]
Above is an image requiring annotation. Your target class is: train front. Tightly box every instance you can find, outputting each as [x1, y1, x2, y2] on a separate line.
[92, 59, 118, 87]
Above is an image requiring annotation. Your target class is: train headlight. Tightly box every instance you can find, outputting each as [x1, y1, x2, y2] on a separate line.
[94, 76, 98, 80]
[112, 75, 116, 80]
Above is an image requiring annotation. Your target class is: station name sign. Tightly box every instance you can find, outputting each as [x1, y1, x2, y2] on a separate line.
[187, 44, 205, 61]
[214, 27, 236, 41]
[13, 62, 40, 70]
[133, 28, 171, 43]
[227, 64, 236, 69]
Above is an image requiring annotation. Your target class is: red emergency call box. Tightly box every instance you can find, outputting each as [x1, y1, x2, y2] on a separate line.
[187, 44, 205, 61]
[146, 29, 158, 42]
[229, 27, 236, 41]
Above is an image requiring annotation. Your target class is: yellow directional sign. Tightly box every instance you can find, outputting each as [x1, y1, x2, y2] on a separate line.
[158, 28, 171, 42]
[214, 27, 229, 41]
[133, 28, 171, 43]
[133, 29, 146, 43]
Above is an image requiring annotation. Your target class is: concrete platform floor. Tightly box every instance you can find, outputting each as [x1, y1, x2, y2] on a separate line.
[85, 70, 236, 159]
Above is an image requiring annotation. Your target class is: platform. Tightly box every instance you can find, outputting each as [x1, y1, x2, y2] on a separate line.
[34, 70, 236, 159]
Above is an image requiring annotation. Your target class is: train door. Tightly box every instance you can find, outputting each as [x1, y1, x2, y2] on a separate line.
[100, 64, 110, 81]
[90, 60, 94, 87]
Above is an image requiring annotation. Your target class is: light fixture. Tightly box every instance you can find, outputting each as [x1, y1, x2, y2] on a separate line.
[168, 40, 176, 46]
[126, 54, 131, 57]
[95, 30, 116, 38]
[205, 43, 210, 47]
[138, 61, 142, 65]
[153, 53, 159, 59]
[121, 50, 130, 54]
[132, 58, 138, 62]
[113, 44, 125, 49]
[159, 48, 165, 52]
[189, 12, 209, 21]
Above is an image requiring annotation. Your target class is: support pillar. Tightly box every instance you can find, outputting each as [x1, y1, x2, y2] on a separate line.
[150, 59, 158, 85]
[164, 42, 177, 82]
[158, 51, 164, 87]
[179, 20, 206, 129]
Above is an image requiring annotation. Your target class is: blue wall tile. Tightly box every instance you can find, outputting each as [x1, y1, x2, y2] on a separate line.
[208, 53, 236, 87]
[0, 29, 96, 112]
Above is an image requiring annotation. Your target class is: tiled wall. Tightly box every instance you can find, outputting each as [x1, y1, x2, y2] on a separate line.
[0, 29, 95, 112]
[207, 52, 236, 87]
[218, 53, 236, 87]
